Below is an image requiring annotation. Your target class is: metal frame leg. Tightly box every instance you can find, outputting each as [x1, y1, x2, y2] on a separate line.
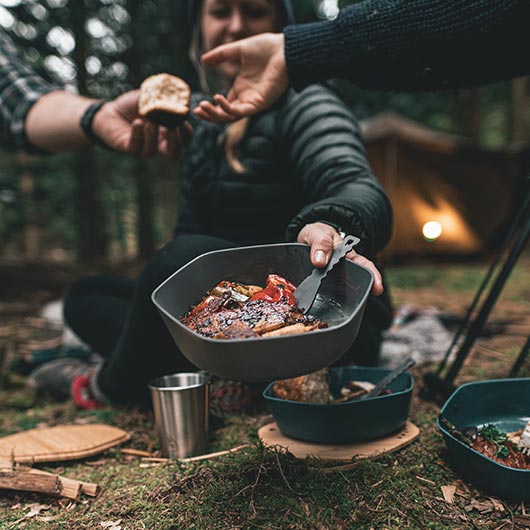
[421, 191, 530, 401]
[509, 334, 530, 378]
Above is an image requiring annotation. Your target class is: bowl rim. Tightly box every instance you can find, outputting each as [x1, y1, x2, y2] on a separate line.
[438, 378, 530, 474]
[151, 242, 374, 344]
[262, 366, 414, 407]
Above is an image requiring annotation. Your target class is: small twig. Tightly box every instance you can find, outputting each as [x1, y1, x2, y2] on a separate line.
[178, 444, 249, 463]
[415, 475, 436, 485]
[312, 459, 364, 473]
[493, 521, 512, 530]
[249, 452, 266, 518]
[505, 501, 515, 529]
[139, 444, 249, 465]
[274, 451, 300, 496]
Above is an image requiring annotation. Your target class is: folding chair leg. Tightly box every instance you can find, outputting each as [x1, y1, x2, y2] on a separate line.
[509, 334, 530, 378]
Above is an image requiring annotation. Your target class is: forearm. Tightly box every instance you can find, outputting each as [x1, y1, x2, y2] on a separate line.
[25, 91, 96, 151]
[284, 0, 530, 91]
[281, 86, 392, 255]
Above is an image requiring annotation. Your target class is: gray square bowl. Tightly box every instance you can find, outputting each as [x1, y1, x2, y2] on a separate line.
[151, 243, 373, 382]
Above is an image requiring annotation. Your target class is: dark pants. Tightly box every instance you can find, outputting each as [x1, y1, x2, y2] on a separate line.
[63, 233, 388, 407]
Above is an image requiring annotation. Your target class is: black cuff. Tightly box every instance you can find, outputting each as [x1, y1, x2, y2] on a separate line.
[80, 100, 108, 149]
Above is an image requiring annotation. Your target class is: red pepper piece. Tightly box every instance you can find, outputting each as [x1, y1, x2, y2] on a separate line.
[249, 274, 296, 305]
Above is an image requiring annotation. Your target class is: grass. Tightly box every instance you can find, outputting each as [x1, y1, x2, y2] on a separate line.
[1, 256, 530, 529]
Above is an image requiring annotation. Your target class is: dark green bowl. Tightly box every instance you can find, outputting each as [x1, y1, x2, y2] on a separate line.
[263, 366, 414, 444]
[438, 379, 530, 500]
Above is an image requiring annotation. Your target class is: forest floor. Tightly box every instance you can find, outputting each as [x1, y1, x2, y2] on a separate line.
[1, 255, 530, 530]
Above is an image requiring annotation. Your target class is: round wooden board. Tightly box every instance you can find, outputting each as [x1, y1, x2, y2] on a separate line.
[259, 421, 419, 461]
[0, 424, 131, 463]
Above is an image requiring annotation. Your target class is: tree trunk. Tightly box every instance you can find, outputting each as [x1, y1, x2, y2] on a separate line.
[70, 1, 108, 262]
[127, 1, 155, 260]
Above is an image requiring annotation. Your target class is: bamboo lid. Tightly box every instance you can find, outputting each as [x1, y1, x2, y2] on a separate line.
[0, 424, 131, 463]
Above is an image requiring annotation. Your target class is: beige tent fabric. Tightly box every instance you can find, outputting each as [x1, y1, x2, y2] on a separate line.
[361, 113, 529, 259]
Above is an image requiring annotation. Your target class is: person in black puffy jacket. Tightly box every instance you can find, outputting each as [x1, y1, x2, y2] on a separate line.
[28, 0, 394, 412]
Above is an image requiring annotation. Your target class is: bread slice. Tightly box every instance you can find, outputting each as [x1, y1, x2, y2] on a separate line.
[261, 322, 319, 337]
[139, 73, 190, 128]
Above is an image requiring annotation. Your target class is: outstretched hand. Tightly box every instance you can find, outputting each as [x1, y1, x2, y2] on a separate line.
[297, 222, 384, 296]
[92, 90, 192, 159]
[194, 33, 288, 123]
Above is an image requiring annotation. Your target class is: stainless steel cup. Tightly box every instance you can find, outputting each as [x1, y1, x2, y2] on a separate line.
[148, 372, 209, 458]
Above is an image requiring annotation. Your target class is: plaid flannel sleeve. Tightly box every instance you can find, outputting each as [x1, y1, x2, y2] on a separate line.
[0, 30, 61, 153]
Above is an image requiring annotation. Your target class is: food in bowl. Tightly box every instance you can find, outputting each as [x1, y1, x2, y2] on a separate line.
[273, 369, 333, 404]
[181, 274, 327, 340]
[272, 368, 390, 404]
[440, 416, 530, 470]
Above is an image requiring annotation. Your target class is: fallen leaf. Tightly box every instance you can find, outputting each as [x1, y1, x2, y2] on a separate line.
[24, 503, 50, 518]
[441, 485, 456, 504]
[488, 497, 505, 512]
[37, 516, 59, 522]
[452, 479, 470, 497]
[465, 498, 502, 514]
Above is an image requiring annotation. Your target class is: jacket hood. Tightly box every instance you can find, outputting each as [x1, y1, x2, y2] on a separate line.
[187, 0, 295, 30]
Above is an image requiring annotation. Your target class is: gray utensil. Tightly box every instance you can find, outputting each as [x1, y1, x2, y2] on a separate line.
[359, 357, 416, 400]
[294, 235, 360, 313]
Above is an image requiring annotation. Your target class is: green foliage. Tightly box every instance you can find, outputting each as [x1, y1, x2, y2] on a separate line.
[478, 424, 511, 458]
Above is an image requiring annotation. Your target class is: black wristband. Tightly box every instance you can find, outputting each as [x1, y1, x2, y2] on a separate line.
[80, 100, 108, 149]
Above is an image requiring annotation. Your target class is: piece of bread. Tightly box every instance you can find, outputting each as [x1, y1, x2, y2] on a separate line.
[138, 73, 190, 128]
[272, 369, 332, 404]
[261, 322, 319, 337]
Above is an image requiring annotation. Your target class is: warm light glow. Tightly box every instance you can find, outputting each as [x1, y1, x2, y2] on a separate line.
[422, 221, 442, 241]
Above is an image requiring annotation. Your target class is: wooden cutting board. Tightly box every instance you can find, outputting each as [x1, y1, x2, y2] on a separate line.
[259, 421, 419, 461]
[0, 424, 131, 463]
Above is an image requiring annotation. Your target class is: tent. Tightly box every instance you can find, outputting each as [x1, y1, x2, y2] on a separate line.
[360, 112, 530, 260]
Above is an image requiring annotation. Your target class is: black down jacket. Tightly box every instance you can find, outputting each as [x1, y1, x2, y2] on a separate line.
[177, 84, 392, 260]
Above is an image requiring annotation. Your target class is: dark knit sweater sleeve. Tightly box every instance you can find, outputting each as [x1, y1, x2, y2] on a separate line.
[279, 85, 392, 257]
[284, 0, 530, 91]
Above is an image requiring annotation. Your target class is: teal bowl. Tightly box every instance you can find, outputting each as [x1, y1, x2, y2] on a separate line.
[438, 379, 530, 500]
[263, 366, 414, 444]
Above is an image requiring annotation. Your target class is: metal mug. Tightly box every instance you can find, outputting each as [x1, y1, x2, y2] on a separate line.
[148, 372, 209, 458]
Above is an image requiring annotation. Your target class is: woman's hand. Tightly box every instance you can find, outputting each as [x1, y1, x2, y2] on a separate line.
[297, 222, 384, 296]
[92, 90, 192, 159]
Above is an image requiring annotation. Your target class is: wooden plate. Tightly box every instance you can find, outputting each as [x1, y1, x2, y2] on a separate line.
[0, 424, 130, 463]
[259, 421, 419, 461]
